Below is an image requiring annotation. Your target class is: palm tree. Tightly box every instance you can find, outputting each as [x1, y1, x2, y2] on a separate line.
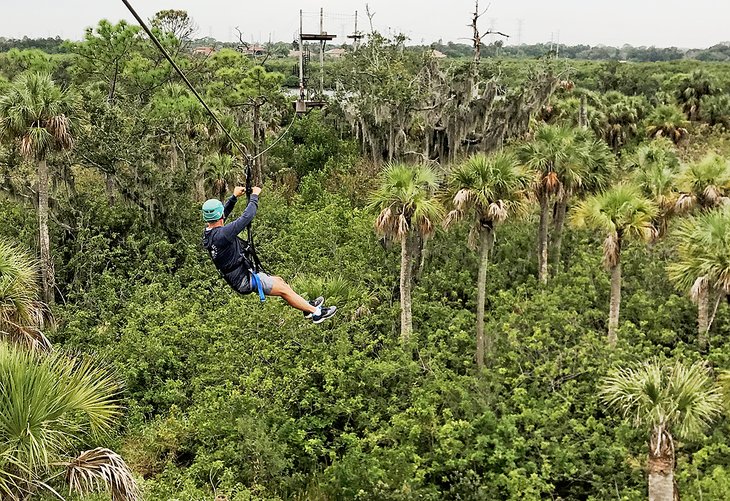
[570, 185, 658, 345]
[0, 73, 80, 304]
[630, 141, 681, 238]
[551, 129, 615, 272]
[593, 92, 645, 153]
[675, 70, 717, 121]
[547, 88, 603, 130]
[202, 153, 237, 201]
[700, 94, 730, 128]
[149, 83, 209, 172]
[667, 208, 730, 350]
[518, 124, 583, 283]
[601, 360, 722, 501]
[0, 341, 139, 500]
[626, 139, 680, 174]
[0, 239, 51, 350]
[370, 163, 443, 341]
[646, 104, 689, 145]
[445, 152, 530, 369]
[676, 153, 730, 213]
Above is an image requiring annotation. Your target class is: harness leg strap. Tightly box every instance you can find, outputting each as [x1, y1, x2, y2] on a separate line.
[251, 272, 266, 302]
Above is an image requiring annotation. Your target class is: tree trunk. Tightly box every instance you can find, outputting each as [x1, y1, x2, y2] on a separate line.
[538, 193, 550, 284]
[370, 134, 379, 166]
[551, 199, 567, 274]
[388, 123, 394, 163]
[476, 226, 495, 370]
[169, 142, 178, 170]
[648, 431, 676, 501]
[579, 94, 588, 128]
[37, 159, 54, 305]
[108, 61, 119, 103]
[648, 460, 675, 501]
[400, 232, 414, 341]
[105, 174, 116, 205]
[412, 233, 429, 283]
[470, 1, 481, 100]
[697, 280, 710, 351]
[608, 260, 622, 347]
[418, 235, 430, 280]
[707, 290, 724, 345]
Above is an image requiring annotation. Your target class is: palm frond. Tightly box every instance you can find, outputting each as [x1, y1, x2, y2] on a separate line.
[678, 153, 730, 210]
[571, 184, 657, 236]
[67, 448, 139, 501]
[0, 342, 121, 480]
[690, 276, 708, 305]
[0, 73, 80, 159]
[292, 275, 373, 316]
[601, 359, 722, 441]
[646, 105, 690, 144]
[668, 207, 730, 295]
[446, 151, 530, 234]
[0, 239, 53, 349]
[603, 232, 620, 269]
[369, 162, 443, 241]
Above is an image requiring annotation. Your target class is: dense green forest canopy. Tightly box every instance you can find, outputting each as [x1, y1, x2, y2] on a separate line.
[2, 10, 730, 501]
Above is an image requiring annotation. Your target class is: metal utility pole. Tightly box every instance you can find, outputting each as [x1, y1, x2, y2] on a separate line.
[319, 7, 325, 96]
[348, 10, 364, 50]
[354, 10, 359, 47]
[549, 32, 554, 55]
[298, 9, 305, 100]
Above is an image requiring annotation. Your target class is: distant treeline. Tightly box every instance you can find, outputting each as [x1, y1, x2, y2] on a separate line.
[4, 34, 730, 63]
[0, 36, 68, 54]
[425, 41, 730, 62]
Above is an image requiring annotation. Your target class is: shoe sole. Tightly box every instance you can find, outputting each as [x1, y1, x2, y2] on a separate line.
[313, 307, 337, 324]
[304, 297, 325, 319]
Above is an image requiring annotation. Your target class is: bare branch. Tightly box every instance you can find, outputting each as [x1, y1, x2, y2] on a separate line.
[234, 26, 249, 49]
[365, 4, 376, 33]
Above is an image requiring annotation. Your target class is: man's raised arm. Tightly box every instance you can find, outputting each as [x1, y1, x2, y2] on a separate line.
[220, 186, 262, 240]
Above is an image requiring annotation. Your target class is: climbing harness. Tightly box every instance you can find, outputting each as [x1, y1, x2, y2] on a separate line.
[250, 272, 266, 302]
[243, 162, 264, 271]
[243, 160, 268, 302]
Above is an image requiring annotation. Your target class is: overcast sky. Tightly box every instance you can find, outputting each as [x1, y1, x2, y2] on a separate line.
[2, 0, 727, 48]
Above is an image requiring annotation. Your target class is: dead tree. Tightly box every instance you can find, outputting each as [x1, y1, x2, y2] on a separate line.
[468, 1, 509, 98]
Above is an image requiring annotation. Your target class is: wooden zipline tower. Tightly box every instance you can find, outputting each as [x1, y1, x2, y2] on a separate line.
[347, 10, 365, 50]
[296, 8, 335, 114]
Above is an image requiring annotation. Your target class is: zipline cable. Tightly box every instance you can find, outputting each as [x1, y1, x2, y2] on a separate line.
[121, 0, 298, 167]
[253, 112, 297, 160]
[120, 0, 250, 159]
[122, 0, 288, 279]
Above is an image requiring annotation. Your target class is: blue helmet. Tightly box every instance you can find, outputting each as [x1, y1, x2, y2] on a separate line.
[202, 199, 224, 222]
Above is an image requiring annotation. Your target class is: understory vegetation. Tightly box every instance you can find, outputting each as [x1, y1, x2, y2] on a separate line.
[2, 9, 730, 501]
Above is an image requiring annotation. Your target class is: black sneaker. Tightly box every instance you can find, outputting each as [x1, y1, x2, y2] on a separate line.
[304, 297, 325, 318]
[312, 306, 337, 324]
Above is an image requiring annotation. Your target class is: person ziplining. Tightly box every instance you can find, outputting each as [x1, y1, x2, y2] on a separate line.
[201, 185, 337, 323]
[118, 0, 334, 321]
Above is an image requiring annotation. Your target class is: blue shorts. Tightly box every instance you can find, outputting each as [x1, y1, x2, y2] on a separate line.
[237, 272, 275, 295]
